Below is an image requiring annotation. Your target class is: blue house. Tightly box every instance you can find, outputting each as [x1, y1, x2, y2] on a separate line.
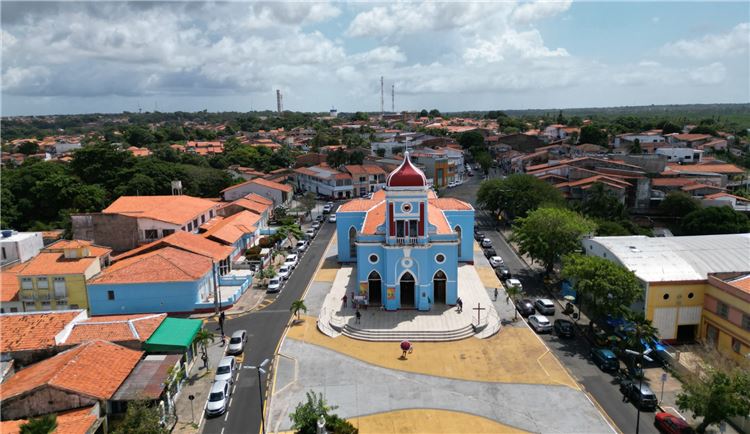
[336, 152, 474, 311]
[87, 246, 219, 315]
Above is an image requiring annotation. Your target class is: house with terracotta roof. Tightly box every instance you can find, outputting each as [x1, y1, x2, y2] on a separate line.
[63, 313, 167, 350]
[0, 309, 88, 366]
[1, 263, 25, 313]
[343, 164, 387, 197]
[200, 211, 260, 260]
[217, 194, 272, 228]
[0, 405, 103, 434]
[336, 152, 474, 311]
[220, 178, 292, 207]
[72, 195, 221, 253]
[16, 240, 111, 312]
[0, 340, 142, 420]
[293, 164, 354, 199]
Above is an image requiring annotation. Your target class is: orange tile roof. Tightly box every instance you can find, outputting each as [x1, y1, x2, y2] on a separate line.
[112, 231, 232, 263]
[90, 247, 213, 284]
[704, 192, 750, 201]
[250, 178, 293, 193]
[343, 164, 386, 175]
[0, 310, 85, 353]
[682, 183, 723, 192]
[673, 134, 712, 141]
[727, 274, 750, 295]
[338, 198, 381, 212]
[0, 341, 142, 400]
[1, 406, 98, 434]
[361, 202, 386, 235]
[428, 207, 452, 234]
[244, 193, 274, 206]
[0, 264, 23, 302]
[202, 211, 260, 245]
[65, 313, 166, 345]
[227, 198, 270, 215]
[652, 178, 698, 187]
[666, 163, 745, 175]
[17, 252, 101, 277]
[428, 198, 473, 211]
[103, 195, 218, 225]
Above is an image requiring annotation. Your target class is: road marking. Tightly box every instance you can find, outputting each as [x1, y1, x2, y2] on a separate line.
[224, 411, 230, 422]
[221, 428, 225, 434]
[229, 397, 233, 407]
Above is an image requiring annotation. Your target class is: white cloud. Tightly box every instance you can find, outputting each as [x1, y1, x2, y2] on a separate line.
[353, 46, 407, 64]
[688, 62, 727, 85]
[511, 0, 572, 24]
[464, 29, 569, 63]
[661, 22, 749, 59]
[611, 60, 727, 87]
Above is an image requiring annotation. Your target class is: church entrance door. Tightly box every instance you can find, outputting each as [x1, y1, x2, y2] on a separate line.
[433, 270, 446, 304]
[368, 271, 382, 306]
[400, 272, 415, 308]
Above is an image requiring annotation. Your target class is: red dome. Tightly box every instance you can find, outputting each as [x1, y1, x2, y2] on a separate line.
[386, 152, 427, 187]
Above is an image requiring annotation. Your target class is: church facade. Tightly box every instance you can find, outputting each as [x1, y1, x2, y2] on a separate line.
[336, 152, 474, 311]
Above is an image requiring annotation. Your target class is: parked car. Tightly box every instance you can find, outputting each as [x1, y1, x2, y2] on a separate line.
[205, 380, 230, 417]
[506, 278, 523, 291]
[654, 412, 695, 434]
[483, 248, 497, 259]
[311, 221, 321, 230]
[214, 356, 236, 383]
[515, 298, 535, 316]
[276, 265, 291, 280]
[495, 265, 511, 281]
[328, 215, 337, 223]
[481, 238, 493, 248]
[534, 298, 556, 315]
[295, 240, 308, 253]
[226, 330, 247, 355]
[315, 215, 325, 222]
[474, 232, 485, 241]
[620, 379, 658, 411]
[305, 229, 316, 239]
[590, 348, 619, 372]
[467, 171, 474, 177]
[489, 256, 504, 268]
[528, 315, 552, 333]
[625, 355, 645, 379]
[322, 204, 332, 214]
[284, 254, 298, 269]
[267, 277, 282, 293]
[554, 319, 575, 338]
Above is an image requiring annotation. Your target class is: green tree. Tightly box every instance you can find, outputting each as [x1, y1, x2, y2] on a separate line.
[19, 414, 57, 434]
[580, 183, 627, 221]
[111, 400, 168, 434]
[428, 109, 441, 118]
[594, 220, 631, 236]
[419, 109, 429, 117]
[659, 191, 701, 218]
[289, 391, 358, 434]
[326, 148, 349, 167]
[579, 125, 608, 146]
[458, 131, 484, 150]
[476, 174, 564, 220]
[677, 366, 750, 433]
[290, 299, 307, 321]
[299, 192, 317, 218]
[561, 254, 644, 321]
[475, 152, 493, 175]
[681, 206, 750, 235]
[504, 282, 523, 320]
[660, 121, 682, 135]
[375, 148, 386, 157]
[193, 329, 215, 361]
[16, 141, 40, 155]
[512, 207, 596, 275]
[124, 126, 156, 147]
[348, 149, 365, 165]
[70, 143, 135, 188]
[352, 112, 369, 121]
[629, 138, 642, 154]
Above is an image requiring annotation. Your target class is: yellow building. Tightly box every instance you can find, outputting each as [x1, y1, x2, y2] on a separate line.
[702, 273, 750, 362]
[17, 240, 110, 311]
[582, 234, 750, 343]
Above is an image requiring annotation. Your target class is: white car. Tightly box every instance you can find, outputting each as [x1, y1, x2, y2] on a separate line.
[528, 314, 552, 333]
[226, 330, 247, 355]
[267, 277, 282, 293]
[489, 256, 504, 268]
[215, 356, 236, 384]
[328, 215, 337, 223]
[295, 240, 308, 253]
[322, 204, 332, 214]
[205, 380, 230, 417]
[311, 221, 321, 230]
[305, 229, 316, 239]
[507, 278, 523, 291]
[284, 254, 298, 269]
[481, 238, 493, 248]
[277, 265, 291, 280]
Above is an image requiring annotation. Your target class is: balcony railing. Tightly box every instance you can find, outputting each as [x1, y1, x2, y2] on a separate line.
[395, 237, 419, 245]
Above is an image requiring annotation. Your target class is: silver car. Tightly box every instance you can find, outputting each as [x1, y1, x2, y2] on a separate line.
[214, 356, 236, 384]
[205, 380, 230, 417]
[226, 330, 247, 355]
[528, 315, 553, 333]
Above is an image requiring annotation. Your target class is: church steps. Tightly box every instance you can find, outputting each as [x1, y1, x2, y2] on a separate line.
[341, 323, 475, 342]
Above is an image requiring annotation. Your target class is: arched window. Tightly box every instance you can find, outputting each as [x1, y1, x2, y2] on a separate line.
[454, 225, 462, 248]
[400, 272, 416, 307]
[433, 270, 447, 304]
[368, 271, 382, 305]
[349, 227, 357, 258]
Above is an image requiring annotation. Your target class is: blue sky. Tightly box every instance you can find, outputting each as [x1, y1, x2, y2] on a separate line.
[1, 1, 748, 116]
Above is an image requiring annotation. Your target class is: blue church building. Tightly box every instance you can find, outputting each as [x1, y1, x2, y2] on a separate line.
[336, 152, 474, 311]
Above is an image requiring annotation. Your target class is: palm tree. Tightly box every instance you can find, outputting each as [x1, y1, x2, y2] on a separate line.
[20, 414, 57, 434]
[290, 299, 307, 321]
[624, 311, 660, 354]
[193, 329, 215, 359]
[504, 283, 523, 320]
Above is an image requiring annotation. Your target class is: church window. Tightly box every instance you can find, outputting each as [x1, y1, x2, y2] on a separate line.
[435, 254, 445, 263]
[368, 254, 379, 264]
[401, 203, 412, 213]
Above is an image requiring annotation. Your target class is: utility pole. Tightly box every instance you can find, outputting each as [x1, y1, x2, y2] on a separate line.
[380, 76, 384, 116]
[276, 89, 283, 114]
[391, 83, 395, 113]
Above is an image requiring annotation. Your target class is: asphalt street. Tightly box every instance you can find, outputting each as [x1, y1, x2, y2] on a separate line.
[446, 174, 659, 434]
[202, 216, 336, 434]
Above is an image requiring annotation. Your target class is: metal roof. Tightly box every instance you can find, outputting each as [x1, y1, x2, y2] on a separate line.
[112, 354, 181, 401]
[586, 233, 750, 283]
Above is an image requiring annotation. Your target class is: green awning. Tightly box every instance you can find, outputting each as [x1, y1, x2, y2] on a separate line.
[143, 317, 202, 353]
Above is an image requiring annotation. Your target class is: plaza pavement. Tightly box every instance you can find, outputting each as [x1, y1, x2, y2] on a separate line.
[265, 238, 616, 433]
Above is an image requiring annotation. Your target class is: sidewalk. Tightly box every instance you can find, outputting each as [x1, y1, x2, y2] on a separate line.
[172, 331, 230, 434]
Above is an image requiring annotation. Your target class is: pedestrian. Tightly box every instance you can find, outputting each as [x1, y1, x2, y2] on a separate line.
[355, 310, 361, 324]
[494, 288, 499, 301]
[456, 297, 463, 313]
[201, 352, 209, 369]
[220, 333, 226, 346]
[342, 294, 348, 308]
[219, 311, 226, 335]
[400, 340, 412, 359]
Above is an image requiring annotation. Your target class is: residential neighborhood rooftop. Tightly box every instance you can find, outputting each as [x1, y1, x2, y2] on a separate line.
[102, 195, 218, 225]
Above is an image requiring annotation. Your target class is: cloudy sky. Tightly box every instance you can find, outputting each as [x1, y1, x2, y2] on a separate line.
[2, 1, 748, 116]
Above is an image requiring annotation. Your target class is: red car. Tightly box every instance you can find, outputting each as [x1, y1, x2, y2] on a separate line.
[654, 412, 695, 434]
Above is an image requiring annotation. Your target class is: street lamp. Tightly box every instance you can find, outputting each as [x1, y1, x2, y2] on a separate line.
[625, 347, 653, 434]
[247, 358, 271, 434]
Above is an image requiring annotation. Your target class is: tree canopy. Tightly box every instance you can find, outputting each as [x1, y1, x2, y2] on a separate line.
[512, 207, 597, 274]
[290, 391, 357, 434]
[681, 206, 750, 235]
[677, 365, 750, 433]
[20, 414, 57, 434]
[111, 400, 168, 434]
[458, 131, 484, 150]
[477, 174, 564, 220]
[579, 183, 627, 221]
[659, 191, 702, 218]
[579, 125, 608, 146]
